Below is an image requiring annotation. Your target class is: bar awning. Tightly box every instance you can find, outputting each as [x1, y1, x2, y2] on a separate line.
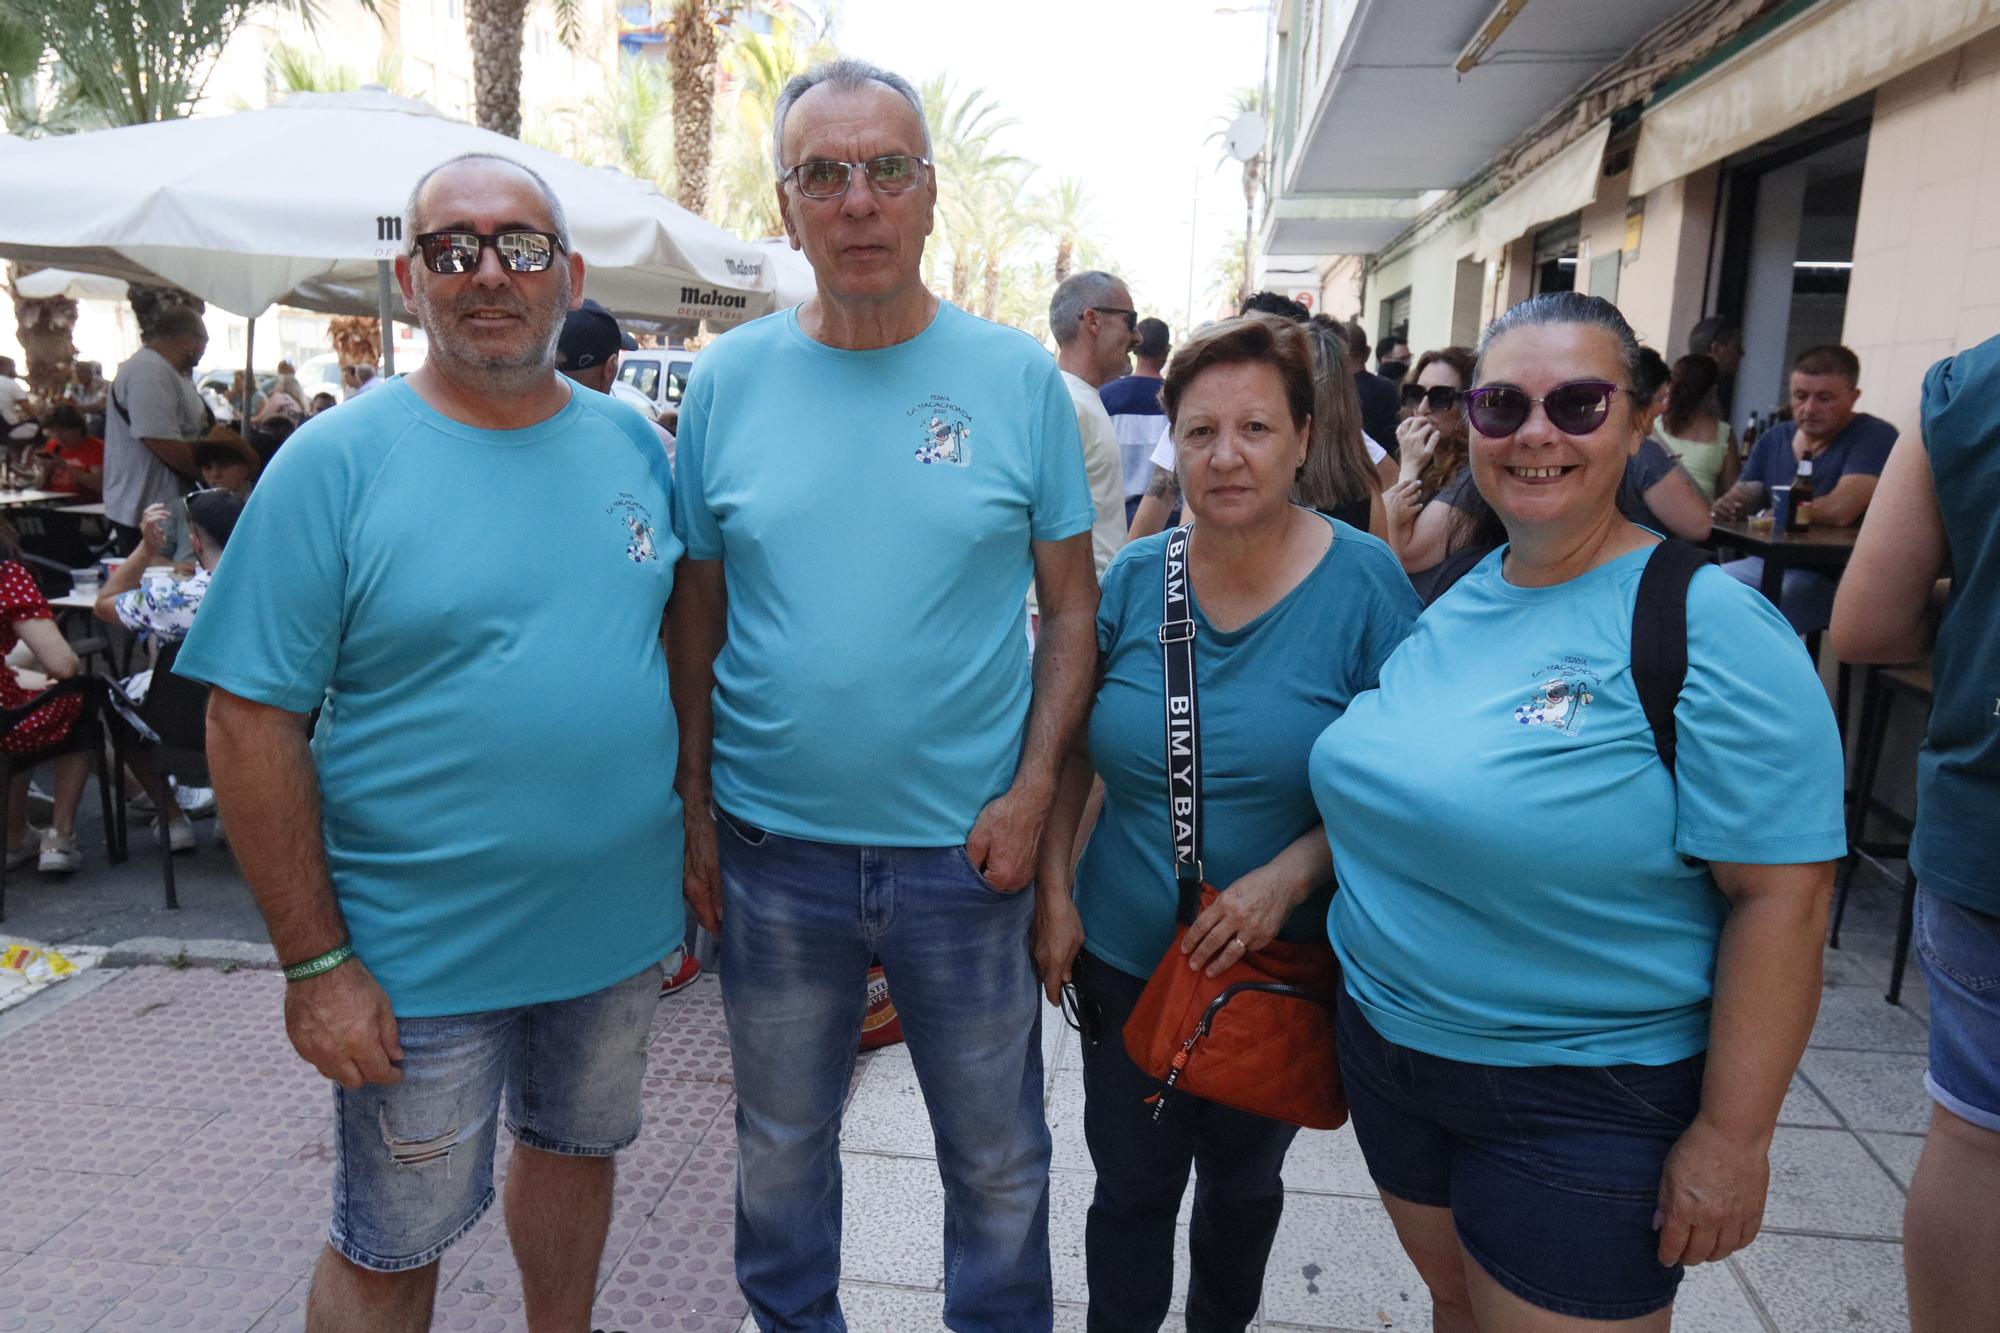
[1473, 119, 1612, 263]
[1631, 0, 2000, 197]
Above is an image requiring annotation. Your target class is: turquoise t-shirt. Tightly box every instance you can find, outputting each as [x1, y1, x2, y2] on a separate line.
[1076, 516, 1419, 978]
[1313, 545, 1846, 1067]
[175, 378, 685, 1018]
[673, 302, 1094, 845]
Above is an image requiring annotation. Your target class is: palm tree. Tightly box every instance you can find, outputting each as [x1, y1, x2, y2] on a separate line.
[466, 0, 584, 137]
[1031, 176, 1093, 286]
[666, 0, 747, 218]
[710, 11, 832, 238]
[920, 76, 1023, 312]
[267, 40, 402, 97]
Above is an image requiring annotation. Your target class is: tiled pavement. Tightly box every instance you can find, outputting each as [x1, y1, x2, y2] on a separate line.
[0, 871, 1926, 1331]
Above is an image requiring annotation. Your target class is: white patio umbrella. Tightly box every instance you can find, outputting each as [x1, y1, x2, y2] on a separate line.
[0, 90, 778, 339]
[753, 237, 818, 309]
[11, 268, 129, 302]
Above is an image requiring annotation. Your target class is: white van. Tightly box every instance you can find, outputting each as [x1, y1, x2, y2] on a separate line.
[615, 348, 696, 431]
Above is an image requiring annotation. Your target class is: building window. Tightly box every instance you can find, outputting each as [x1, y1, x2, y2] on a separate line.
[1532, 216, 1581, 295]
[1378, 287, 1411, 351]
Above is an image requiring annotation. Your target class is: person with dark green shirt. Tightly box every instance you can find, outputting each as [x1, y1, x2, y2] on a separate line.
[1832, 334, 2000, 1333]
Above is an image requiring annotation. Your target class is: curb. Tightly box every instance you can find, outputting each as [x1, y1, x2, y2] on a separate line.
[100, 936, 279, 970]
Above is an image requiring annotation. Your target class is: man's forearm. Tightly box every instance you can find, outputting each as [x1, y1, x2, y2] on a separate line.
[1126, 466, 1178, 542]
[141, 436, 198, 478]
[1015, 600, 1096, 801]
[206, 695, 347, 964]
[665, 566, 725, 804]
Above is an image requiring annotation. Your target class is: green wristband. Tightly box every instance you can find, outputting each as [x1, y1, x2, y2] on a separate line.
[283, 943, 354, 983]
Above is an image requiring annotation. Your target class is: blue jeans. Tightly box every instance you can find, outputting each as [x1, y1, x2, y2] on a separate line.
[328, 961, 663, 1272]
[1917, 887, 2000, 1132]
[1721, 557, 1837, 635]
[1336, 992, 1702, 1321]
[715, 809, 1053, 1333]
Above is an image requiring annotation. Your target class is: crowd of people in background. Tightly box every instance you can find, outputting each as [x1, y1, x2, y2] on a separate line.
[0, 50, 1990, 1333]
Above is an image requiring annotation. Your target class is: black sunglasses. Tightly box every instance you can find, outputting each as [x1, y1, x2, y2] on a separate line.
[1059, 981, 1102, 1046]
[782, 154, 931, 199]
[412, 229, 565, 275]
[1463, 379, 1629, 438]
[1090, 307, 1138, 331]
[1400, 382, 1460, 413]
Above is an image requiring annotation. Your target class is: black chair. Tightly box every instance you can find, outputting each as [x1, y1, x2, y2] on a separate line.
[13, 508, 112, 573]
[104, 640, 209, 911]
[0, 676, 125, 922]
[1830, 661, 1932, 1005]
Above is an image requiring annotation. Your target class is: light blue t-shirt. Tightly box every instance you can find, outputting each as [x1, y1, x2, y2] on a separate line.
[673, 301, 1094, 845]
[1077, 516, 1418, 977]
[1312, 545, 1846, 1067]
[175, 378, 685, 1018]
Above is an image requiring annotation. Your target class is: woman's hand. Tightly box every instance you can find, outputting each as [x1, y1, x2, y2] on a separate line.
[1396, 417, 1440, 481]
[1033, 885, 1085, 1005]
[1654, 1115, 1771, 1267]
[1182, 860, 1311, 977]
[1383, 478, 1424, 548]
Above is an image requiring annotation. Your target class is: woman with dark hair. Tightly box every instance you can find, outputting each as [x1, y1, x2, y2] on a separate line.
[1615, 347, 1714, 543]
[1300, 318, 1390, 536]
[1313, 292, 1843, 1329]
[1035, 312, 1418, 1333]
[0, 520, 94, 873]
[1655, 353, 1733, 498]
[1382, 345, 1484, 598]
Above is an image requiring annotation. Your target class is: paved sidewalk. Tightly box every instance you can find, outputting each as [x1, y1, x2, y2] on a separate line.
[0, 870, 1925, 1331]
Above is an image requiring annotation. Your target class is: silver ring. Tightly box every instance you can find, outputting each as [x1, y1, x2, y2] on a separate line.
[1229, 937, 1246, 950]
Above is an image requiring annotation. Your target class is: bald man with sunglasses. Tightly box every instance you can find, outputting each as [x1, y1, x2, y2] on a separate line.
[177, 153, 688, 1331]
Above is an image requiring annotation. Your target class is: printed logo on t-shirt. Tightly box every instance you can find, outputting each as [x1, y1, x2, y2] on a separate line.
[606, 493, 659, 563]
[908, 393, 973, 467]
[1514, 656, 1601, 736]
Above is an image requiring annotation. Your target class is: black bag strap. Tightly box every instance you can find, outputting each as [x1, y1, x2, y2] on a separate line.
[1631, 539, 1708, 778]
[1160, 524, 1203, 923]
[109, 383, 131, 427]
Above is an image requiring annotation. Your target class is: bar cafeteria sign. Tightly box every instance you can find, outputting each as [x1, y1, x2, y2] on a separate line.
[1631, 0, 2000, 196]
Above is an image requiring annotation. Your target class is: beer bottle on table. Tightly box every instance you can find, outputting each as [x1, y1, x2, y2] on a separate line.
[1789, 453, 1815, 532]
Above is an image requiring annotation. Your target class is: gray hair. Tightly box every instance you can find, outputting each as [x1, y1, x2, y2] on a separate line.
[771, 57, 932, 175]
[1475, 291, 1642, 391]
[146, 305, 207, 344]
[402, 152, 571, 253]
[1048, 270, 1122, 347]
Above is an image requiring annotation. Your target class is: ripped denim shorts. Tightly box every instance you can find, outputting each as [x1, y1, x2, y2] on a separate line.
[327, 959, 665, 1272]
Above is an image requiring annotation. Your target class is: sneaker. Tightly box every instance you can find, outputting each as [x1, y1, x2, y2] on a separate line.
[5, 835, 37, 871]
[164, 817, 196, 854]
[174, 785, 217, 818]
[126, 788, 157, 815]
[37, 829, 80, 874]
[659, 952, 701, 997]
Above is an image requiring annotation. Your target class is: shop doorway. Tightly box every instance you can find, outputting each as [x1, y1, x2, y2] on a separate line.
[1532, 216, 1580, 295]
[1712, 103, 1870, 430]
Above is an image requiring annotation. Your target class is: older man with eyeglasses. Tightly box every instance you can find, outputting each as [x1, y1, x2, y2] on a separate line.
[671, 56, 1096, 1333]
[176, 152, 687, 1331]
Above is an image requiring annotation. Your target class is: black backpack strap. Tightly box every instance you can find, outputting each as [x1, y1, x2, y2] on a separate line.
[1160, 524, 1203, 924]
[1631, 540, 1709, 777]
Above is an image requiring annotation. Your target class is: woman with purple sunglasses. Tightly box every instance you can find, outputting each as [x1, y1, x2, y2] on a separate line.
[1308, 291, 1844, 1329]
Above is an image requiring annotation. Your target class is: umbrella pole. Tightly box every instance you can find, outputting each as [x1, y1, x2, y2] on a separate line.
[377, 261, 396, 377]
[241, 317, 255, 428]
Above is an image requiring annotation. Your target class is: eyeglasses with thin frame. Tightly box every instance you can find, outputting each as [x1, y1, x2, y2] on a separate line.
[1400, 382, 1461, 413]
[1090, 306, 1138, 332]
[1463, 379, 1632, 438]
[411, 229, 565, 275]
[781, 155, 932, 199]
[1059, 981, 1101, 1046]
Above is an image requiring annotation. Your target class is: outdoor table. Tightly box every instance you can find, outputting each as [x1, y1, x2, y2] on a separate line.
[1704, 519, 1861, 606]
[54, 502, 105, 516]
[0, 489, 66, 508]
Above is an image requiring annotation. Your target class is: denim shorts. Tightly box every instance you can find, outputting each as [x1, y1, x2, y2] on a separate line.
[328, 961, 664, 1272]
[1916, 886, 2000, 1132]
[1335, 992, 1702, 1321]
